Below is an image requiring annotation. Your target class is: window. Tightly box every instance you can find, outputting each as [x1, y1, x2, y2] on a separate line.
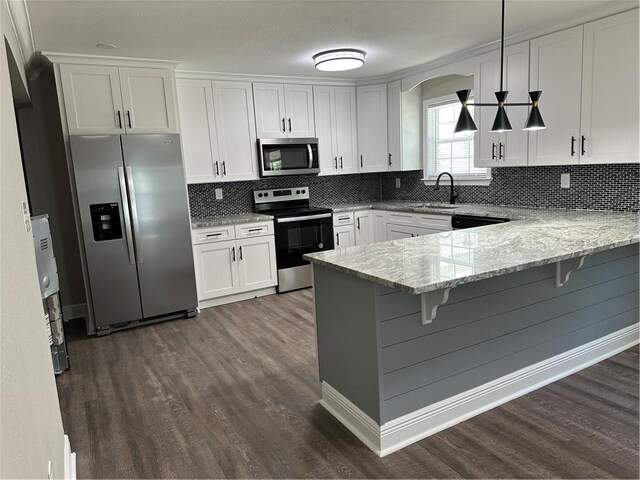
[423, 95, 490, 182]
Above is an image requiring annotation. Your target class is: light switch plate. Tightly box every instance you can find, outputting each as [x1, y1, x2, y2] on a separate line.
[395, 178, 401, 188]
[560, 173, 570, 189]
[215, 188, 223, 200]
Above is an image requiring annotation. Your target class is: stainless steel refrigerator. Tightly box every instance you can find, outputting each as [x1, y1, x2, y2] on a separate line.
[70, 134, 197, 334]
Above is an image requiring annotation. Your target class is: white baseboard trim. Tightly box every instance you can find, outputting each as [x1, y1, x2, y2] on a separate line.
[62, 303, 86, 320]
[320, 324, 639, 457]
[198, 287, 276, 309]
[63, 434, 76, 480]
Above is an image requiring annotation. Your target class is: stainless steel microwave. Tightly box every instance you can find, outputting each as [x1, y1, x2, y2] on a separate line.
[258, 138, 319, 177]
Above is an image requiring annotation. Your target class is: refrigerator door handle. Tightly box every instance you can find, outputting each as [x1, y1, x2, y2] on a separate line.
[125, 166, 143, 264]
[117, 166, 136, 265]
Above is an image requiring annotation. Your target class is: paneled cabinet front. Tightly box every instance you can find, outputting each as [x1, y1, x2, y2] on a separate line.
[60, 64, 178, 135]
[236, 236, 278, 291]
[313, 86, 358, 175]
[253, 83, 315, 138]
[357, 84, 389, 173]
[177, 79, 258, 183]
[193, 240, 241, 300]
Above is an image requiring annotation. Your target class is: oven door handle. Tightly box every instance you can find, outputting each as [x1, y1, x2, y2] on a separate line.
[276, 213, 332, 223]
[307, 144, 314, 169]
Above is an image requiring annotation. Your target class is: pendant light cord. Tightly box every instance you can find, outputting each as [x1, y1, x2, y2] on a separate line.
[500, 0, 505, 92]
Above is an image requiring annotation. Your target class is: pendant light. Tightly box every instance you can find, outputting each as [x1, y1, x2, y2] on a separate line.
[454, 0, 546, 134]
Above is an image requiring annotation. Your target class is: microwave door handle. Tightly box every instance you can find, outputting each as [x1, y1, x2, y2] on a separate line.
[307, 144, 313, 169]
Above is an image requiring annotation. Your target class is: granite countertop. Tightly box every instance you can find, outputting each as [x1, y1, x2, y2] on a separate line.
[305, 204, 639, 294]
[191, 213, 274, 229]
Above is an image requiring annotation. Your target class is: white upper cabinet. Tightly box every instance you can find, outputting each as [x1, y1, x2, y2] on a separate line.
[580, 10, 639, 164]
[476, 52, 502, 167]
[60, 64, 178, 135]
[212, 81, 259, 181]
[60, 64, 124, 135]
[313, 86, 358, 175]
[253, 83, 315, 138]
[529, 26, 584, 165]
[387, 81, 422, 172]
[176, 79, 220, 183]
[118, 67, 178, 134]
[357, 84, 388, 172]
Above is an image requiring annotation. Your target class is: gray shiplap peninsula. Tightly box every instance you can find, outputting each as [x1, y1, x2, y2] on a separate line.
[304, 207, 639, 456]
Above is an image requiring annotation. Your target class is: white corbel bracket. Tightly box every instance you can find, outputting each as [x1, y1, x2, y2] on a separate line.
[555, 256, 587, 288]
[421, 288, 451, 324]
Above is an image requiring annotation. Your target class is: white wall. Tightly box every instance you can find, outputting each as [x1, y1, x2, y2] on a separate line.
[421, 74, 473, 101]
[1, 2, 68, 478]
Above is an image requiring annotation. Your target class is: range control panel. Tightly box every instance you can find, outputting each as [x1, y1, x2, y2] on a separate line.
[253, 186, 309, 204]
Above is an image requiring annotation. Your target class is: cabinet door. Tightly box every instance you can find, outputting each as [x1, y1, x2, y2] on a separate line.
[529, 26, 584, 165]
[413, 226, 446, 236]
[475, 52, 501, 167]
[313, 86, 338, 174]
[193, 240, 240, 300]
[357, 84, 388, 172]
[334, 225, 355, 248]
[176, 79, 220, 183]
[253, 83, 286, 138]
[335, 87, 359, 174]
[237, 236, 278, 291]
[581, 11, 639, 164]
[212, 81, 259, 181]
[284, 84, 315, 137]
[387, 80, 402, 171]
[60, 64, 124, 135]
[502, 42, 530, 166]
[387, 224, 415, 240]
[118, 67, 178, 134]
[373, 210, 388, 243]
[354, 210, 374, 246]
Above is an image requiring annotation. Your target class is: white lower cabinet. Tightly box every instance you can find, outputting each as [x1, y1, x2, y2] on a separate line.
[334, 225, 355, 248]
[387, 224, 416, 240]
[354, 210, 374, 246]
[387, 212, 452, 240]
[192, 222, 277, 307]
[373, 210, 388, 243]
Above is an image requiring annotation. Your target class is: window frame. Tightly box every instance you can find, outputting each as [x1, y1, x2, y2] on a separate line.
[422, 94, 491, 186]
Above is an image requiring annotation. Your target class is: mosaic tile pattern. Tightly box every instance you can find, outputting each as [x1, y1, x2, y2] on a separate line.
[188, 173, 381, 218]
[381, 164, 640, 212]
[189, 164, 639, 218]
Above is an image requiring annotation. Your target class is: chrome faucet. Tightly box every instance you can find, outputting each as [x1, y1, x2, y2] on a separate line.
[434, 172, 459, 205]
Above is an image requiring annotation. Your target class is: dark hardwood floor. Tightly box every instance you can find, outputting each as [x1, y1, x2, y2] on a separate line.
[57, 289, 639, 479]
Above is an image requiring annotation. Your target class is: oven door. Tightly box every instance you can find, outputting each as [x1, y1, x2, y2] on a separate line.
[274, 214, 334, 269]
[259, 138, 319, 177]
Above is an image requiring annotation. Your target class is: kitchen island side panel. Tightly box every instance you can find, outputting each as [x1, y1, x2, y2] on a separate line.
[313, 265, 383, 423]
[380, 243, 639, 422]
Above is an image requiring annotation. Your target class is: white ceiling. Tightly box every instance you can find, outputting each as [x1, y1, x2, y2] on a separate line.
[26, 0, 637, 79]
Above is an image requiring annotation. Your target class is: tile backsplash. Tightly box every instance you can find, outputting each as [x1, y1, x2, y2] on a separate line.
[189, 164, 639, 217]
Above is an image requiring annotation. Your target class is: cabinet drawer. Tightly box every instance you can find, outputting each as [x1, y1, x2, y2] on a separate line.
[192, 225, 236, 245]
[235, 221, 273, 238]
[416, 214, 452, 231]
[333, 212, 355, 226]
[387, 212, 415, 226]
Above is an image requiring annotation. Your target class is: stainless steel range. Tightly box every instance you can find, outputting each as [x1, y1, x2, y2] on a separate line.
[254, 187, 333, 292]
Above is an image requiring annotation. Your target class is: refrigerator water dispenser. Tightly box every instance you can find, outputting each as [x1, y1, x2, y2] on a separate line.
[90, 203, 122, 241]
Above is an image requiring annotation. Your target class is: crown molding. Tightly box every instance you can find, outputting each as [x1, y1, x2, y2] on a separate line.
[4, 0, 35, 65]
[41, 52, 181, 70]
[175, 69, 357, 86]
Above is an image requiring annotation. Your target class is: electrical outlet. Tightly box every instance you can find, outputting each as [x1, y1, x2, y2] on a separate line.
[215, 188, 223, 200]
[395, 178, 401, 188]
[560, 173, 570, 189]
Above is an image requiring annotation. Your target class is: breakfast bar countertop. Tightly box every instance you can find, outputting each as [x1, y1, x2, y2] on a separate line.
[304, 206, 639, 294]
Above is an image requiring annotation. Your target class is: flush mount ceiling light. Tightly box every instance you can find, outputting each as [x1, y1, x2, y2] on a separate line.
[313, 49, 365, 72]
[96, 43, 117, 49]
[454, 0, 546, 134]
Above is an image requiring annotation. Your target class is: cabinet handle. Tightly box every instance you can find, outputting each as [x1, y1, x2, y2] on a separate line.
[570, 136, 576, 156]
[282, 118, 286, 133]
[340, 156, 343, 169]
[357, 218, 360, 230]
[239, 246, 243, 260]
[334, 156, 338, 169]
[491, 143, 496, 160]
[206, 233, 222, 237]
[338, 216, 349, 221]
[499, 143, 504, 160]
[232, 246, 236, 261]
[581, 135, 586, 156]
[288, 118, 292, 132]
[336, 233, 340, 246]
[222, 161, 227, 175]
[126, 111, 132, 129]
[116, 111, 123, 129]
[360, 155, 363, 168]
[215, 161, 220, 176]
[388, 153, 392, 166]
[248, 228, 262, 233]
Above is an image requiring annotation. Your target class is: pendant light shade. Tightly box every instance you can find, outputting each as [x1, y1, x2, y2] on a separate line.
[454, 89, 478, 134]
[490, 91, 512, 132]
[523, 91, 546, 130]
